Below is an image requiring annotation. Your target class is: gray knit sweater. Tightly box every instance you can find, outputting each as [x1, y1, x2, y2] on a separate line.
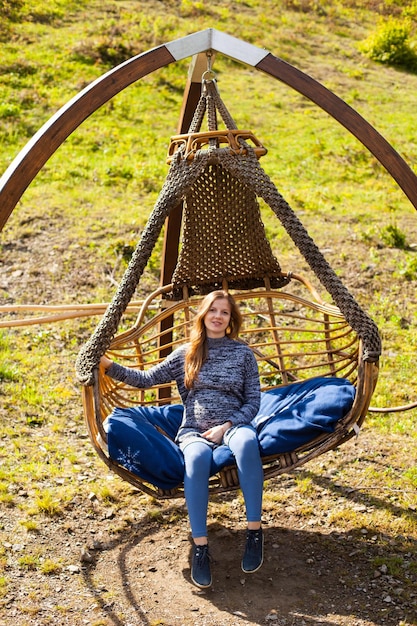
[106, 336, 260, 441]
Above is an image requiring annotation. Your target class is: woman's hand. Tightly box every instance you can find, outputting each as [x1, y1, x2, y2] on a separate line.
[100, 355, 113, 372]
[202, 421, 232, 444]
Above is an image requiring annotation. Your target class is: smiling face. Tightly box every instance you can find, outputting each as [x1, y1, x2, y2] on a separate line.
[203, 297, 232, 338]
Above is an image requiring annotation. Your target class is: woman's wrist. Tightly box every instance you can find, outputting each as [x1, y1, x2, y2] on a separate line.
[100, 356, 113, 372]
[222, 421, 232, 434]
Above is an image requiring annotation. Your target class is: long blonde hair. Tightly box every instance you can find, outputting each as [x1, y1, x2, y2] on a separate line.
[184, 290, 242, 389]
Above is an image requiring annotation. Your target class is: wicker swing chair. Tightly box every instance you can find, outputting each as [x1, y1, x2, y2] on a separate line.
[75, 74, 381, 499]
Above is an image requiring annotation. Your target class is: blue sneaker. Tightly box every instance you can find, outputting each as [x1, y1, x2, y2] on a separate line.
[191, 544, 212, 588]
[241, 528, 264, 573]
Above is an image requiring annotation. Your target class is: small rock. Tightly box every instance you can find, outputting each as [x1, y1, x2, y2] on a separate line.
[12, 544, 25, 552]
[215, 527, 232, 538]
[80, 548, 93, 563]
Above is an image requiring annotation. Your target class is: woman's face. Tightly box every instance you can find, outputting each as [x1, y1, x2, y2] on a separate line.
[203, 297, 232, 338]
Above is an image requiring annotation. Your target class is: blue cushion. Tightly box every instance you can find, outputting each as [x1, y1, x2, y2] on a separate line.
[104, 377, 355, 489]
[211, 444, 235, 473]
[104, 405, 184, 490]
[254, 377, 355, 455]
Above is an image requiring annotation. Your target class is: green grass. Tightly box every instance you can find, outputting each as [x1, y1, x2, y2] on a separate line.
[0, 1, 416, 618]
[0, 0, 416, 466]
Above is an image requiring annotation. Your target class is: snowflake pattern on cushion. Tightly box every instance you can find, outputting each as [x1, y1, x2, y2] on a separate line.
[115, 446, 143, 472]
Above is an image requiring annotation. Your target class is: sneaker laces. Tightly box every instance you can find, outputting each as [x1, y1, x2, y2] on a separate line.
[194, 544, 210, 566]
[246, 529, 262, 549]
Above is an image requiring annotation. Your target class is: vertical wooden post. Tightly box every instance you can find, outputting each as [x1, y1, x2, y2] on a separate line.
[159, 52, 212, 288]
[158, 53, 212, 399]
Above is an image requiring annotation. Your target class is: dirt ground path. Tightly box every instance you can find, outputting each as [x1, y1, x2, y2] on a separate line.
[2, 429, 416, 626]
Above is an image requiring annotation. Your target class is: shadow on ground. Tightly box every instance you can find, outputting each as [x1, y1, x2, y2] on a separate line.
[81, 475, 416, 626]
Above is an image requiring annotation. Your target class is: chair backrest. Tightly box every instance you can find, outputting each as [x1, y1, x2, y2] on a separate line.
[75, 78, 381, 392]
[96, 277, 363, 422]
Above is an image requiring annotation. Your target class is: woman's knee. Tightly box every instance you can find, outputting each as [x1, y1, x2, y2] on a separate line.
[183, 441, 213, 478]
[227, 426, 260, 459]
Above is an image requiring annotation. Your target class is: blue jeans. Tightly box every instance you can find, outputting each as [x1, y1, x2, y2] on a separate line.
[180, 425, 264, 538]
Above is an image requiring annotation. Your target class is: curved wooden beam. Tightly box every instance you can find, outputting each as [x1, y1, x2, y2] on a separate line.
[1, 28, 416, 232]
[0, 45, 175, 231]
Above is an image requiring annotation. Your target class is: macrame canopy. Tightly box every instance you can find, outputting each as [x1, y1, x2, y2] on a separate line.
[167, 75, 288, 298]
[76, 56, 380, 498]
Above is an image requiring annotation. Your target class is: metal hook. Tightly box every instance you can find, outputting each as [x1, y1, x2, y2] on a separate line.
[202, 50, 216, 84]
[202, 69, 216, 83]
[206, 49, 213, 72]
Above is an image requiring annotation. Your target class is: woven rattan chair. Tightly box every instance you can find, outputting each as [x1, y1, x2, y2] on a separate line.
[3, 29, 417, 499]
[76, 76, 380, 499]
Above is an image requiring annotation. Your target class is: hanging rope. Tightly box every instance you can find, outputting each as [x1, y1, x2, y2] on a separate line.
[217, 147, 381, 361]
[75, 150, 210, 386]
[76, 75, 381, 389]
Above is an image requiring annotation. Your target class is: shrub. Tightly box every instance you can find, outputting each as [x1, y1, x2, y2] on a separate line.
[0, 0, 24, 40]
[0, 360, 18, 381]
[398, 256, 417, 280]
[0, 0, 24, 20]
[380, 223, 408, 248]
[72, 32, 141, 67]
[0, 103, 22, 119]
[359, 18, 417, 72]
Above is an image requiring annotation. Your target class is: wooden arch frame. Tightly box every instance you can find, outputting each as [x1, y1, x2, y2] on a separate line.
[1, 27, 417, 237]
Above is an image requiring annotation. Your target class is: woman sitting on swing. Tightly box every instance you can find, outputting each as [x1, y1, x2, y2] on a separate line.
[100, 289, 264, 589]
